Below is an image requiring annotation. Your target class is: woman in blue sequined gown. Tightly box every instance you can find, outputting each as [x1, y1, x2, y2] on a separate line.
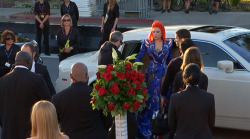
[135, 20, 173, 138]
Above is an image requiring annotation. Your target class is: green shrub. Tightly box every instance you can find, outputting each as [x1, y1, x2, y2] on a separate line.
[229, 0, 241, 6]
[239, 1, 250, 11]
[2, 1, 14, 8]
[50, 2, 61, 9]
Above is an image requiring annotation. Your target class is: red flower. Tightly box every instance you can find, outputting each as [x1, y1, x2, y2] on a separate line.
[125, 71, 131, 81]
[133, 81, 141, 90]
[125, 63, 132, 71]
[123, 102, 130, 110]
[122, 82, 127, 86]
[141, 98, 145, 104]
[110, 83, 120, 94]
[106, 64, 114, 73]
[122, 82, 131, 89]
[102, 72, 113, 81]
[127, 88, 135, 96]
[96, 72, 100, 79]
[138, 72, 145, 82]
[99, 87, 107, 96]
[91, 98, 96, 104]
[108, 103, 115, 111]
[133, 101, 140, 110]
[95, 84, 101, 90]
[142, 87, 148, 94]
[130, 70, 138, 81]
[116, 72, 125, 79]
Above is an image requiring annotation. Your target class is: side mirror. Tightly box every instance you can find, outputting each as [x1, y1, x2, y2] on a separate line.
[217, 60, 234, 73]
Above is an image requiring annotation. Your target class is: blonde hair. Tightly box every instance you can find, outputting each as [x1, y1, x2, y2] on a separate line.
[61, 14, 73, 27]
[30, 100, 63, 139]
[181, 47, 204, 71]
[105, 0, 117, 10]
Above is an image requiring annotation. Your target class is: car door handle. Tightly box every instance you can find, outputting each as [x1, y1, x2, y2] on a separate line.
[201, 52, 209, 55]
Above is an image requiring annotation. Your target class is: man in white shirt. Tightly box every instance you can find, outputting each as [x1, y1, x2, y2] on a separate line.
[21, 43, 56, 96]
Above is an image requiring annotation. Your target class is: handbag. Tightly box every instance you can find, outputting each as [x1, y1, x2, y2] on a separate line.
[151, 103, 170, 136]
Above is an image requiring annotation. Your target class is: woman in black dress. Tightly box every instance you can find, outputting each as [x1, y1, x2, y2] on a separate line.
[0, 30, 20, 77]
[99, 0, 119, 48]
[60, 0, 79, 28]
[172, 46, 208, 93]
[57, 14, 80, 62]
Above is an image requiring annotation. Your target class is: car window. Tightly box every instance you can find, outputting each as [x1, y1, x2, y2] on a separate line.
[223, 33, 250, 64]
[193, 41, 243, 69]
[121, 40, 142, 59]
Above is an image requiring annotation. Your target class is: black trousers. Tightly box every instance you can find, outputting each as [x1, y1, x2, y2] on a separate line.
[36, 23, 50, 54]
[98, 23, 116, 48]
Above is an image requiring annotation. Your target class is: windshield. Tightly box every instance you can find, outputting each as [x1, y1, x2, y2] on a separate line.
[224, 33, 250, 63]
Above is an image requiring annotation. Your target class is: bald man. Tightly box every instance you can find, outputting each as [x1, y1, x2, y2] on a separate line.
[52, 62, 108, 139]
[0, 51, 50, 139]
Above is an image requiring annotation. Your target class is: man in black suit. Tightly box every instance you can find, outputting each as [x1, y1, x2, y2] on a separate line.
[21, 43, 56, 96]
[161, 30, 193, 97]
[52, 62, 108, 139]
[168, 64, 215, 139]
[0, 51, 51, 139]
[98, 31, 123, 65]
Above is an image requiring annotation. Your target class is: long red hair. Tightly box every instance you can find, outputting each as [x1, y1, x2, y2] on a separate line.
[148, 20, 166, 43]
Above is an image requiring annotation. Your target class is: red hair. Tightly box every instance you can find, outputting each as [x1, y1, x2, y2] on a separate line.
[148, 20, 166, 42]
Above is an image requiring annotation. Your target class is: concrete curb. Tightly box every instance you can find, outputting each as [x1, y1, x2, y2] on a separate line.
[9, 13, 154, 25]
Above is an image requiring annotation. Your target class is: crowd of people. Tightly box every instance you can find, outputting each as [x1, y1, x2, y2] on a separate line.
[0, 22, 215, 139]
[33, 0, 80, 56]
[0, 0, 216, 138]
[33, 0, 118, 57]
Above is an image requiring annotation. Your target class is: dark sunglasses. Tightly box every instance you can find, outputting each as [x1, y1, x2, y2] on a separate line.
[120, 40, 124, 45]
[63, 19, 71, 22]
[152, 31, 161, 33]
[6, 38, 14, 40]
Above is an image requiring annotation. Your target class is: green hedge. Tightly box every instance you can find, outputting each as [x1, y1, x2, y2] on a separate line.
[229, 0, 241, 6]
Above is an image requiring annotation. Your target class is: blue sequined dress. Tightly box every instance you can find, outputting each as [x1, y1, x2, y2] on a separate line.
[135, 39, 173, 138]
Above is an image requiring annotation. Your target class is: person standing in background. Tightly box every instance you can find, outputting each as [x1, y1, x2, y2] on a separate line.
[184, 0, 191, 13]
[61, 0, 79, 28]
[0, 30, 20, 77]
[57, 14, 80, 62]
[34, 0, 50, 56]
[162, 0, 171, 13]
[98, 0, 119, 48]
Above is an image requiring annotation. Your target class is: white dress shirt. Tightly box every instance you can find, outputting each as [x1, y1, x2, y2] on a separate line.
[31, 61, 36, 73]
[15, 65, 29, 70]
